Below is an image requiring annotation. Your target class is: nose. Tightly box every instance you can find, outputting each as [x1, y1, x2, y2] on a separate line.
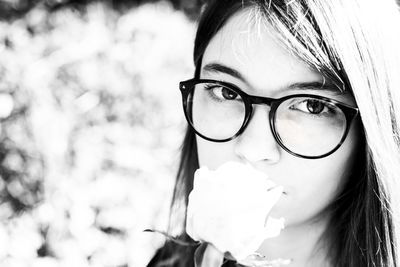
[234, 105, 281, 163]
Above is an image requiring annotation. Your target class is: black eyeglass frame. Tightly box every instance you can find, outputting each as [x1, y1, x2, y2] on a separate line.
[179, 78, 359, 159]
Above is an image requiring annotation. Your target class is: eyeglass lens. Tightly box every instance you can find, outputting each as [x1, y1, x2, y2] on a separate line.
[185, 82, 348, 158]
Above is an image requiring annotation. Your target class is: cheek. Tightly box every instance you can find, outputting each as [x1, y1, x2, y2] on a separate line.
[272, 162, 347, 225]
[196, 137, 236, 169]
[271, 136, 359, 225]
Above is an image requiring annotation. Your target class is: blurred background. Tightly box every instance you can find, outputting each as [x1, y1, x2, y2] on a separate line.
[0, 0, 198, 266]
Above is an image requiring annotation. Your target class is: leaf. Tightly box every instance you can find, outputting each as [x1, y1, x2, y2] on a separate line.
[194, 242, 208, 267]
[195, 243, 225, 267]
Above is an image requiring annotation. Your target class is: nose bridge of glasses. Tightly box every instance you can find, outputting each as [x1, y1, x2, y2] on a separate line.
[248, 94, 274, 107]
[236, 96, 281, 163]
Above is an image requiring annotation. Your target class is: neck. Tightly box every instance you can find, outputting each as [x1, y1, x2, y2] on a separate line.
[256, 218, 331, 267]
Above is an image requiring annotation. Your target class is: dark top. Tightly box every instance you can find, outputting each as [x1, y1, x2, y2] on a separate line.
[147, 241, 238, 267]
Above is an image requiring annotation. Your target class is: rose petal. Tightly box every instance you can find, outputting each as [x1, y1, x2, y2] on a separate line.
[186, 161, 284, 261]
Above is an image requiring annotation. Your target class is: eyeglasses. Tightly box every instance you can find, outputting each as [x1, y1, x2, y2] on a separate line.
[179, 78, 359, 159]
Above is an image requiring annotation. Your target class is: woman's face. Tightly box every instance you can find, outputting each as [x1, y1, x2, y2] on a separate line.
[196, 9, 360, 227]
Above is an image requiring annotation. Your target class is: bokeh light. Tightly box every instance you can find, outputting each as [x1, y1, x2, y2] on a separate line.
[0, 1, 195, 266]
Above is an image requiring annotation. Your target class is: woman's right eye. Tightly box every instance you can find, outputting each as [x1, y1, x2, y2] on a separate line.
[205, 85, 239, 101]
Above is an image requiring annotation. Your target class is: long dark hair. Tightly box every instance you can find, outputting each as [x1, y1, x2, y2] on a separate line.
[148, 0, 400, 266]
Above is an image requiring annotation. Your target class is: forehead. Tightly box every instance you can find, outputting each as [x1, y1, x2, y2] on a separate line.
[200, 8, 324, 95]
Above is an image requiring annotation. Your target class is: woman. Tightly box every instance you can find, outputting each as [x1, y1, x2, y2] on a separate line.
[148, 0, 400, 266]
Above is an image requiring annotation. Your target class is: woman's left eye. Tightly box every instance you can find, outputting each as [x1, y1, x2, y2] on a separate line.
[291, 99, 333, 115]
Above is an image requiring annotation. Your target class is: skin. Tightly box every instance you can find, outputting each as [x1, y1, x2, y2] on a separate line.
[196, 9, 360, 266]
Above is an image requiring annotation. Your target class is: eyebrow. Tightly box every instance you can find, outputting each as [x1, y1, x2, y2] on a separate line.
[202, 62, 343, 95]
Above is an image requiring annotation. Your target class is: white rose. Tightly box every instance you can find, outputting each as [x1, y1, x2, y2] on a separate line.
[186, 161, 284, 261]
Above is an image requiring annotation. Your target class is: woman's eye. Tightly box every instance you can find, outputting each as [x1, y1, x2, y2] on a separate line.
[291, 99, 332, 115]
[306, 99, 325, 114]
[208, 86, 239, 100]
[220, 88, 238, 100]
